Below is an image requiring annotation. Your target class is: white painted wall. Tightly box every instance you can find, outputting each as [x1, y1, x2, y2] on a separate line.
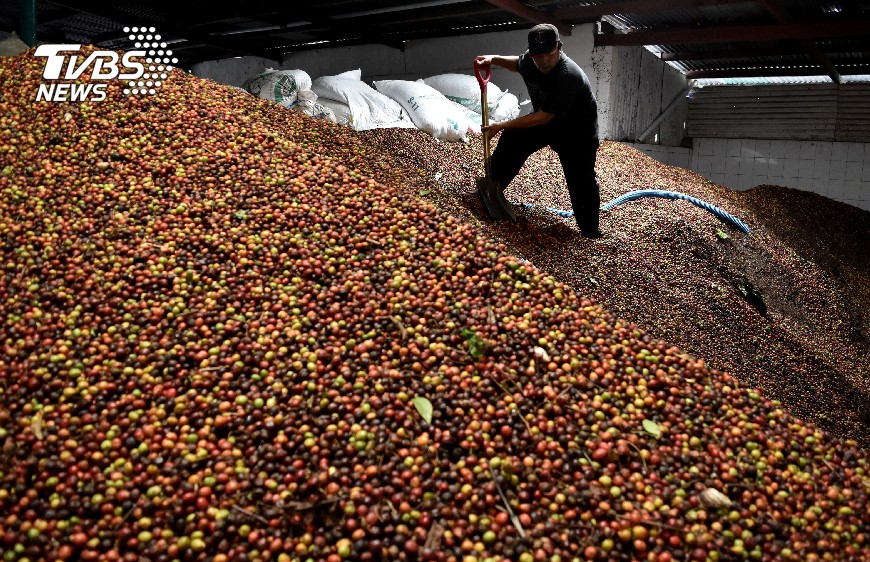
[692, 138, 870, 211]
[627, 143, 691, 170]
[191, 24, 614, 125]
[629, 140, 870, 212]
[191, 55, 283, 89]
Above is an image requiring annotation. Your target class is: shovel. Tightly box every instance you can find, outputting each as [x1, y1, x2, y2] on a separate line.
[474, 60, 516, 221]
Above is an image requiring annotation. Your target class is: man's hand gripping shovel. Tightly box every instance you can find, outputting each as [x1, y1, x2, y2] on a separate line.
[474, 60, 516, 221]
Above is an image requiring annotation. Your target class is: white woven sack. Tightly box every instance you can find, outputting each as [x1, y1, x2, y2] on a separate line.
[421, 73, 504, 115]
[373, 79, 478, 142]
[279, 90, 336, 122]
[491, 92, 520, 123]
[335, 69, 362, 80]
[311, 71, 413, 131]
[309, 103, 337, 122]
[242, 68, 277, 96]
[318, 98, 354, 127]
[258, 69, 313, 105]
[449, 100, 482, 127]
[291, 102, 337, 122]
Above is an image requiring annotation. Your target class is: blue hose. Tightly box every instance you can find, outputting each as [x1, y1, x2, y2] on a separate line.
[519, 202, 574, 219]
[601, 190, 750, 233]
[520, 190, 750, 233]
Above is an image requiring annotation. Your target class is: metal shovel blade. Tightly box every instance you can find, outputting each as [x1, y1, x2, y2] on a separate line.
[473, 60, 516, 222]
[476, 176, 517, 221]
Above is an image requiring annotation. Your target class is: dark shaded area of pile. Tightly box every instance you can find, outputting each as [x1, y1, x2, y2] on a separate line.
[348, 129, 870, 450]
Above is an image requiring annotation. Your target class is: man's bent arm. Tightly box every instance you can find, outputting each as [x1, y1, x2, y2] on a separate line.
[475, 55, 519, 73]
[486, 110, 554, 133]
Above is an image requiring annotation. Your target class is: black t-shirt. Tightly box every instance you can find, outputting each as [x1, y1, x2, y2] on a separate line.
[518, 50, 598, 139]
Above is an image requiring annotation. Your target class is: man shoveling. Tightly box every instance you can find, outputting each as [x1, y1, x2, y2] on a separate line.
[475, 24, 603, 238]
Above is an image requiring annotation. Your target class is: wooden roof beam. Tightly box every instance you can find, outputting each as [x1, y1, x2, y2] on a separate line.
[221, 3, 502, 44]
[759, 0, 841, 83]
[47, 1, 278, 61]
[482, 0, 573, 36]
[685, 65, 870, 79]
[556, 0, 753, 19]
[36, 7, 83, 26]
[268, 21, 535, 56]
[595, 19, 870, 46]
[660, 41, 868, 61]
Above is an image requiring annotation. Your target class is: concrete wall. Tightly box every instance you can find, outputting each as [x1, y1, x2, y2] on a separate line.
[692, 138, 870, 211]
[627, 142, 691, 170]
[629, 140, 870, 212]
[191, 24, 613, 124]
[610, 46, 687, 146]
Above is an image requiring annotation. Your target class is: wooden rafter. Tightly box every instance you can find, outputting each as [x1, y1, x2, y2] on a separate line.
[264, 21, 535, 56]
[595, 19, 870, 47]
[758, 0, 841, 83]
[685, 65, 870, 79]
[482, 0, 572, 36]
[210, 2, 503, 50]
[555, 0, 752, 20]
[48, 1, 277, 60]
[660, 41, 868, 61]
[35, 7, 82, 26]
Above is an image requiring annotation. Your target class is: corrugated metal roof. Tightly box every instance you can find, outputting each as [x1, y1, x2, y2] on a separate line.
[696, 75, 870, 86]
[581, 0, 870, 83]
[603, 3, 769, 31]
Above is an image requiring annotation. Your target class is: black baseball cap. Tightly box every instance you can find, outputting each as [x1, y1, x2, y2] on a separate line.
[528, 24, 560, 55]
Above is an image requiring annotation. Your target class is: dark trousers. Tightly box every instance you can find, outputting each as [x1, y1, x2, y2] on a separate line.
[490, 125, 600, 233]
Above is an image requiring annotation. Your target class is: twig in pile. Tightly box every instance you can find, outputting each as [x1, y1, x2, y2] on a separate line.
[424, 520, 445, 551]
[116, 495, 146, 530]
[386, 499, 398, 516]
[514, 408, 534, 438]
[488, 465, 526, 539]
[232, 504, 270, 526]
[820, 457, 846, 481]
[625, 440, 648, 473]
[491, 361, 518, 382]
[487, 373, 512, 397]
[486, 373, 534, 437]
[617, 515, 683, 532]
[390, 315, 407, 340]
[724, 482, 756, 491]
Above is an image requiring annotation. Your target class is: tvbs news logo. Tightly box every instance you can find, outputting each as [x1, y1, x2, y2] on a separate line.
[34, 27, 177, 102]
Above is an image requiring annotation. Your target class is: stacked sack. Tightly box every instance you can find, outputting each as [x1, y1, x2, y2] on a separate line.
[373, 79, 480, 142]
[421, 73, 520, 124]
[238, 68, 520, 140]
[242, 68, 335, 122]
[255, 69, 312, 105]
[280, 90, 337, 122]
[312, 69, 416, 131]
